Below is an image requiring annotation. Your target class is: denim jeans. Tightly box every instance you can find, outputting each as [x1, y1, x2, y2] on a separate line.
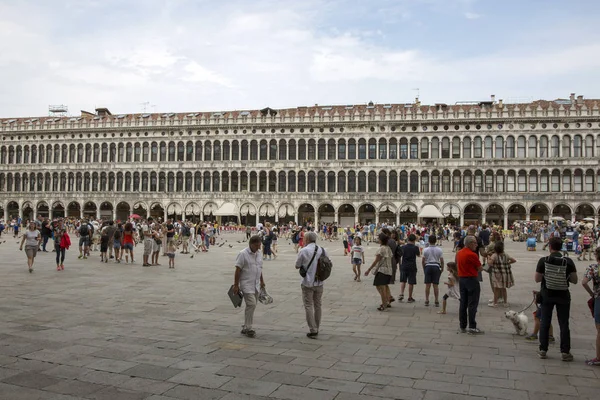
[539, 295, 571, 353]
[459, 277, 481, 330]
[42, 235, 49, 251]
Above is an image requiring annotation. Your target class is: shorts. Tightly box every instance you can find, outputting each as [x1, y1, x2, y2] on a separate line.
[594, 297, 600, 325]
[123, 243, 133, 251]
[584, 244, 591, 250]
[25, 245, 37, 258]
[424, 264, 441, 285]
[534, 306, 542, 320]
[400, 268, 417, 285]
[168, 253, 175, 259]
[100, 244, 108, 253]
[181, 235, 189, 242]
[143, 239, 154, 256]
[79, 235, 89, 247]
[153, 240, 160, 253]
[352, 257, 362, 265]
[113, 240, 121, 249]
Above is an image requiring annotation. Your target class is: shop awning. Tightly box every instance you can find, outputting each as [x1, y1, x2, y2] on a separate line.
[213, 202, 238, 216]
[418, 204, 444, 219]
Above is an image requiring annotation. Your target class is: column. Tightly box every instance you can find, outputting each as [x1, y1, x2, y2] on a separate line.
[375, 211, 380, 225]
[200, 211, 204, 222]
[526, 212, 530, 222]
[482, 212, 486, 225]
[182, 211, 186, 222]
[334, 211, 339, 225]
[354, 212, 359, 227]
[314, 210, 318, 227]
[96, 208, 100, 220]
[503, 213, 508, 231]
[113, 210, 117, 222]
[163, 209, 167, 222]
[571, 213, 576, 223]
[460, 212, 464, 228]
[294, 213, 298, 225]
[396, 212, 400, 227]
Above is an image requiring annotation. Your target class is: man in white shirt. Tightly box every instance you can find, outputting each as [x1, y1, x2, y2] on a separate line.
[295, 231, 326, 338]
[142, 217, 154, 267]
[233, 235, 266, 338]
[422, 235, 444, 307]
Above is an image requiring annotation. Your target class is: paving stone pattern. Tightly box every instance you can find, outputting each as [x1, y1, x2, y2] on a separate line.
[0, 232, 598, 399]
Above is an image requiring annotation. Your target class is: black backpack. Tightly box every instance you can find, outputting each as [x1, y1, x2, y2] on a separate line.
[79, 224, 89, 236]
[315, 246, 333, 282]
[182, 225, 190, 236]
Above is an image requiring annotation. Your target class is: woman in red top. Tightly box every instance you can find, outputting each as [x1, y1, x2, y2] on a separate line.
[122, 222, 136, 264]
[579, 231, 593, 261]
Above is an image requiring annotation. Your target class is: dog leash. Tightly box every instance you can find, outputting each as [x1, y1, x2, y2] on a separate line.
[518, 298, 536, 314]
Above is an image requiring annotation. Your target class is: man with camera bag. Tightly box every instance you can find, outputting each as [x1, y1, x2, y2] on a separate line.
[295, 231, 326, 339]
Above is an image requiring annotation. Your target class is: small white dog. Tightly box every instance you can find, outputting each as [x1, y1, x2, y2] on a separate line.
[505, 310, 528, 336]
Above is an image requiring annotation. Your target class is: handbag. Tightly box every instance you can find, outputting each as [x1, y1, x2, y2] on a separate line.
[588, 297, 595, 317]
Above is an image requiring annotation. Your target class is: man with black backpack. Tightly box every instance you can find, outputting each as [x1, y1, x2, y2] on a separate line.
[77, 220, 91, 259]
[295, 231, 332, 339]
[535, 236, 577, 361]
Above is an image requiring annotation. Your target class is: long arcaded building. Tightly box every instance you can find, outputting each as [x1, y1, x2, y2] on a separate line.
[1, 93, 599, 228]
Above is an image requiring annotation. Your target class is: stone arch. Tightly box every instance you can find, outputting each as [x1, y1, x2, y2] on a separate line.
[378, 202, 396, 225]
[67, 201, 82, 218]
[258, 203, 276, 225]
[52, 201, 65, 218]
[22, 201, 34, 221]
[398, 202, 418, 224]
[575, 202, 595, 221]
[358, 203, 376, 225]
[318, 203, 335, 223]
[338, 203, 356, 228]
[6, 201, 19, 220]
[552, 203, 573, 221]
[278, 203, 295, 223]
[485, 203, 504, 226]
[83, 201, 97, 218]
[298, 203, 316, 225]
[507, 203, 527, 227]
[116, 201, 130, 221]
[441, 203, 461, 225]
[167, 202, 183, 220]
[133, 201, 148, 218]
[463, 203, 483, 225]
[240, 202, 257, 226]
[184, 202, 201, 216]
[150, 202, 165, 221]
[530, 203, 550, 222]
[99, 201, 113, 220]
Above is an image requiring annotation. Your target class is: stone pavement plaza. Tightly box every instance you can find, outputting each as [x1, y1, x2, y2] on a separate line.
[0, 233, 598, 400]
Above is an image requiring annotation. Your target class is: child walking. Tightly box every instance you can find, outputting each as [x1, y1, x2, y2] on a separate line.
[525, 291, 555, 342]
[167, 241, 176, 269]
[351, 237, 365, 282]
[100, 230, 109, 263]
[438, 262, 460, 314]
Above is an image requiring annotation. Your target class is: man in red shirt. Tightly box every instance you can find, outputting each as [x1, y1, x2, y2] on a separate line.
[456, 235, 484, 334]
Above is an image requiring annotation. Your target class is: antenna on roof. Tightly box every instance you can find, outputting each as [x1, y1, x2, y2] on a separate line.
[49, 105, 68, 117]
[412, 88, 420, 100]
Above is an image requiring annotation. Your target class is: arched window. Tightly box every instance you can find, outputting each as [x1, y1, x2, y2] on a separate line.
[327, 139, 336, 160]
[213, 140, 221, 161]
[421, 138, 429, 159]
[204, 171, 211, 191]
[222, 140, 230, 161]
[278, 171, 286, 192]
[186, 141, 193, 161]
[213, 171, 220, 192]
[410, 138, 418, 159]
[195, 141, 202, 161]
[308, 139, 316, 160]
[298, 171, 306, 192]
[338, 139, 346, 160]
[562, 169, 572, 191]
[421, 171, 429, 192]
[358, 171, 366, 192]
[484, 136, 493, 158]
[47, 144, 53, 163]
[517, 170, 527, 192]
[269, 140, 277, 160]
[585, 169, 594, 191]
[204, 141, 212, 161]
[473, 137, 482, 158]
[83, 173, 90, 192]
[540, 170, 549, 192]
[268, 171, 276, 192]
[506, 136, 515, 158]
[506, 170, 515, 192]
[442, 137, 450, 158]
[150, 172, 157, 191]
[288, 171, 296, 192]
[562, 136, 571, 157]
[231, 171, 238, 192]
[327, 171, 337, 192]
[185, 172, 192, 191]
[111, 143, 117, 162]
[31, 145, 37, 163]
[368, 138, 376, 159]
[431, 171, 440, 192]
[431, 138, 439, 159]
[348, 171, 356, 192]
[389, 171, 398, 192]
[378, 139, 387, 159]
[259, 140, 267, 160]
[496, 170, 504, 192]
[288, 139, 296, 160]
[368, 171, 376, 192]
[463, 171, 473, 192]
[484, 170, 493, 192]
[317, 139, 326, 160]
[133, 172, 140, 192]
[240, 171, 248, 191]
[358, 139, 367, 159]
[232, 140, 239, 160]
[55, 144, 61, 163]
[151, 142, 158, 161]
[410, 171, 418, 192]
[194, 172, 201, 191]
[298, 139, 306, 160]
[516, 136, 526, 158]
[279, 139, 287, 160]
[529, 170, 538, 192]
[551, 135, 560, 157]
[62, 144, 69, 163]
[399, 171, 408, 192]
[573, 135, 582, 157]
[159, 142, 166, 161]
[241, 140, 249, 160]
[317, 171, 325, 192]
[462, 137, 471, 158]
[539, 135, 548, 157]
[452, 137, 461, 159]
[337, 171, 346, 192]
[585, 135, 594, 157]
[495, 137, 504, 158]
[7, 146, 14, 164]
[134, 143, 141, 162]
[551, 169, 560, 192]
[400, 138, 408, 159]
[99, 172, 106, 191]
[573, 169, 583, 192]
[76, 173, 82, 191]
[91, 172, 98, 191]
[442, 170, 451, 192]
[307, 171, 316, 192]
[378, 171, 387, 192]
[126, 143, 132, 162]
[258, 171, 266, 192]
[158, 172, 165, 191]
[453, 171, 461, 192]
[528, 136, 537, 158]
[348, 139, 356, 159]
[176, 172, 183, 191]
[389, 138, 397, 159]
[177, 141, 185, 161]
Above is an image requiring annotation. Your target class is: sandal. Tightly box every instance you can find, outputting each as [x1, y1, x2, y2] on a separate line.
[398, 295, 404, 301]
[435, 301, 440, 307]
[377, 305, 385, 311]
[424, 301, 430, 306]
[585, 357, 600, 366]
[386, 303, 391, 308]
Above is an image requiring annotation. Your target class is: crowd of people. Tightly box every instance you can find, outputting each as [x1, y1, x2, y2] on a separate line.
[3, 215, 599, 366]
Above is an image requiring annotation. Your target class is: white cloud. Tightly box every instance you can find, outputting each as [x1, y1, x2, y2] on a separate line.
[0, 0, 599, 117]
[465, 12, 481, 19]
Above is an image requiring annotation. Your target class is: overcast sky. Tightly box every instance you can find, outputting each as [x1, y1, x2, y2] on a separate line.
[1, 0, 599, 117]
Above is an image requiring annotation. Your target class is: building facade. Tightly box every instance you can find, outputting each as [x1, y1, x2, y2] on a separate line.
[1, 94, 599, 228]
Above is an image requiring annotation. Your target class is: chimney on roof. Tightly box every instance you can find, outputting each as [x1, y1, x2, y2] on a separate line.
[95, 107, 112, 116]
[491, 94, 496, 103]
[415, 98, 420, 107]
[577, 95, 584, 105]
[570, 93, 576, 103]
[498, 99, 503, 108]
